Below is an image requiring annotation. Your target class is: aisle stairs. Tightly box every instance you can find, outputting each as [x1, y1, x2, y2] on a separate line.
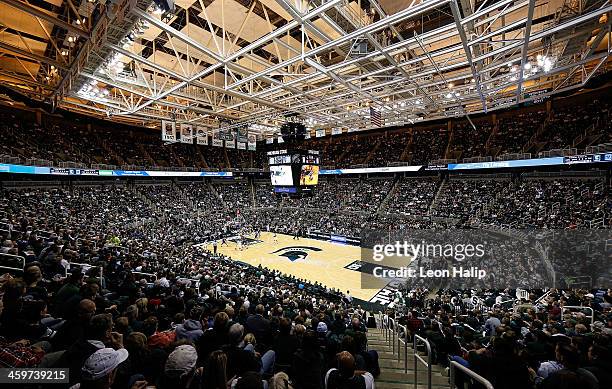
[366, 325, 450, 389]
[368, 315, 494, 389]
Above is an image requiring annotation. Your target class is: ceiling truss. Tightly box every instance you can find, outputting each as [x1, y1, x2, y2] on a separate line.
[0, 0, 609, 135]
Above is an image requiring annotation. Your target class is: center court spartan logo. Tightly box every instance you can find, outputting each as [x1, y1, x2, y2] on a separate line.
[272, 246, 322, 261]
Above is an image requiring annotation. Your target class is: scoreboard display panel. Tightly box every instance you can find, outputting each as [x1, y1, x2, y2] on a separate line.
[299, 165, 319, 185]
[268, 149, 320, 196]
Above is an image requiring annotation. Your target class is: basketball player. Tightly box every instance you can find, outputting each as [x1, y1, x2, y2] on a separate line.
[221, 237, 228, 246]
[236, 238, 243, 251]
[213, 240, 218, 255]
[273, 232, 278, 244]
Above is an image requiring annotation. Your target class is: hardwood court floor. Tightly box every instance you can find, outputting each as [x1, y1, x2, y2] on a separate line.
[209, 232, 387, 301]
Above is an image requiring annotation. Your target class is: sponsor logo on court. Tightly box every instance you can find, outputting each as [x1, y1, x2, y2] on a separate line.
[271, 246, 322, 261]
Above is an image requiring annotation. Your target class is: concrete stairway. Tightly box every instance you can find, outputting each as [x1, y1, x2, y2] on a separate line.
[366, 328, 451, 389]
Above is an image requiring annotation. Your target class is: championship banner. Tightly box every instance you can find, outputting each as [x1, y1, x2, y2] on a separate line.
[196, 126, 208, 145]
[180, 124, 193, 144]
[265, 138, 274, 144]
[162, 120, 176, 141]
[304, 132, 311, 139]
[237, 142, 246, 150]
[277, 136, 284, 143]
[316, 129, 326, 137]
[237, 127, 248, 143]
[212, 129, 224, 147]
[247, 133, 257, 151]
[332, 128, 342, 135]
[224, 129, 235, 148]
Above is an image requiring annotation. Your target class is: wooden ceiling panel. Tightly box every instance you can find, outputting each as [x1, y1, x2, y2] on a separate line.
[1, 33, 47, 56]
[0, 56, 41, 76]
[0, 6, 54, 39]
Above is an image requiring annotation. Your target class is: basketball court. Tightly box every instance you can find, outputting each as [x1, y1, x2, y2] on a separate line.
[207, 232, 390, 302]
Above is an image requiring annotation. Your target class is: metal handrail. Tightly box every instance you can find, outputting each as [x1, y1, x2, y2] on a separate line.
[534, 288, 552, 305]
[0, 253, 25, 273]
[397, 323, 409, 373]
[413, 334, 432, 389]
[389, 317, 396, 355]
[562, 305, 595, 326]
[132, 271, 158, 284]
[68, 262, 104, 287]
[449, 360, 494, 389]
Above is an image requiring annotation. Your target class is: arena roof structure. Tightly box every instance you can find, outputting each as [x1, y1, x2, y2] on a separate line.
[0, 0, 610, 136]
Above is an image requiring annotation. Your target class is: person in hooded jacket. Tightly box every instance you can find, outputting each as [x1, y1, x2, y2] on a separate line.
[176, 307, 204, 342]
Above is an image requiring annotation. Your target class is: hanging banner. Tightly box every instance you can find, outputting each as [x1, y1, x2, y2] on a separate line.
[332, 128, 342, 135]
[247, 133, 257, 151]
[212, 129, 223, 147]
[316, 129, 326, 137]
[277, 136, 284, 143]
[237, 127, 248, 143]
[161, 120, 176, 141]
[224, 129, 235, 148]
[196, 126, 208, 145]
[180, 124, 193, 144]
[304, 132, 311, 140]
[237, 142, 246, 150]
[266, 138, 274, 144]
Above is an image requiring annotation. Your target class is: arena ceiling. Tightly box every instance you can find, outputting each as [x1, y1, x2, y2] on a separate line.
[0, 0, 610, 137]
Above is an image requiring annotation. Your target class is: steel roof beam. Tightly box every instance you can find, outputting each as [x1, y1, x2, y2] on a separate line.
[515, 0, 535, 103]
[226, 0, 452, 91]
[449, 0, 487, 112]
[0, 0, 89, 38]
[0, 41, 68, 70]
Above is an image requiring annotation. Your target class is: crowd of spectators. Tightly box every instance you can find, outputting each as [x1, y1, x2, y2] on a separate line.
[0, 171, 609, 389]
[0, 183, 383, 389]
[450, 121, 493, 160]
[216, 182, 253, 210]
[410, 127, 449, 164]
[392, 287, 612, 389]
[368, 132, 408, 167]
[2, 91, 612, 171]
[540, 99, 611, 151]
[490, 110, 546, 156]
[386, 178, 439, 217]
[431, 177, 609, 228]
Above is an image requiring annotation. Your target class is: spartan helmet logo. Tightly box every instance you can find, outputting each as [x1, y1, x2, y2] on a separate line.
[271, 246, 322, 261]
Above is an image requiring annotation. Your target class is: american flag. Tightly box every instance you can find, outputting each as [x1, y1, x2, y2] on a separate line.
[370, 107, 382, 127]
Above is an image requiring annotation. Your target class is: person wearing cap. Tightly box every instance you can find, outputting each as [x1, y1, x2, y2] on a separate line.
[69, 347, 139, 389]
[158, 344, 202, 389]
[55, 313, 122, 385]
